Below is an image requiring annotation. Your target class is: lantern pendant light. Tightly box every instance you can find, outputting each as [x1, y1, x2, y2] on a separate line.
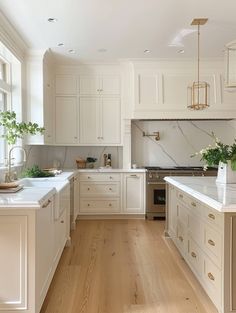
[187, 18, 209, 110]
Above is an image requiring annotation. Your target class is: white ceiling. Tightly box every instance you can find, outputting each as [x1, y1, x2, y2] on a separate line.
[1, 0, 236, 61]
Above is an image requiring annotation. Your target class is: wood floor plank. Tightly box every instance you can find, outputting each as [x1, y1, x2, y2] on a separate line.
[40, 220, 218, 313]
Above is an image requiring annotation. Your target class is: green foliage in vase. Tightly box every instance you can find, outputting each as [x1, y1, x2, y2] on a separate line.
[0, 110, 45, 145]
[191, 132, 236, 170]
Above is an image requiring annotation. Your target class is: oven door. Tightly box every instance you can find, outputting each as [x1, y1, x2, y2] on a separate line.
[146, 182, 166, 215]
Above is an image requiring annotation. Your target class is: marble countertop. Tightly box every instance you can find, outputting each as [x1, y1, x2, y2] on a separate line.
[77, 168, 146, 173]
[165, 176, 236, 212]
[0, 187, 56, 209]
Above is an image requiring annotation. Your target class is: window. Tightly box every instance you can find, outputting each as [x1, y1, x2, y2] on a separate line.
[0, 55, 11, 166]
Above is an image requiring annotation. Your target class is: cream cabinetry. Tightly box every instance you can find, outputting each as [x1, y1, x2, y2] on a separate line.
[79, 173, 121, 214]
[122, 173, 145, 214]
[79, 97, 120, 144]
[79, 75, 120, 95]
[54, 73, 121, 146]
[166, 184, 235, 313]
[55, 96, 78, 144]
[132, 64, 236, 119]
[78, 172, 145, 217]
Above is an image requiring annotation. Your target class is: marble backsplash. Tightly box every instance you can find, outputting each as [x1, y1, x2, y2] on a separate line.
[131, 120, 236, 168]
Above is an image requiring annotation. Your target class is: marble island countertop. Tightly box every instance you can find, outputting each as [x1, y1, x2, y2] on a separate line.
[165, 176, 236, 212]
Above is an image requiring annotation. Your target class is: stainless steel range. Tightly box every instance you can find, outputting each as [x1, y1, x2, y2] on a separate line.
[145, 166, 217, 219]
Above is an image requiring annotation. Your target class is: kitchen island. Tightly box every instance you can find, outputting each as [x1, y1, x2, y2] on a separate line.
[165, 176, 236, 313]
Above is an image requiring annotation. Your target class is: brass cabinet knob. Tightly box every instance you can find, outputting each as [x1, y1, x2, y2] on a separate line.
[208, 239, 215, 246]
[191, 251, 197, 258]
[208, 213, 215, 220]
[208, 272, 215, 281]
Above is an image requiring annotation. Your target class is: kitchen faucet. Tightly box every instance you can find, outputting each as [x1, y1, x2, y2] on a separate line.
[5, 146, 27, 182]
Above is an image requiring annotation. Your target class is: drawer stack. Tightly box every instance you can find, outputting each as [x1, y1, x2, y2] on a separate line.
[79, 173, 121, 214]
[168, 187, 224, 311]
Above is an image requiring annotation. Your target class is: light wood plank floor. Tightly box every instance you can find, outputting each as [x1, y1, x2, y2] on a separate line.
[40, 220, 218, 313]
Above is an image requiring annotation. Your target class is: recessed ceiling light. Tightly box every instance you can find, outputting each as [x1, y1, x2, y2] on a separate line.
[177, 49, 185, 54]
[98, 48, 107, 53]
[47, 17, 58, 23]
[144, 49, 151, 53]
[57, 43, 64, 47]
[68, 49, 76, 54]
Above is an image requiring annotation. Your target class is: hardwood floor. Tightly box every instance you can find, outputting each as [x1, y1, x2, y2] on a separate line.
[40, 220, 218, 313]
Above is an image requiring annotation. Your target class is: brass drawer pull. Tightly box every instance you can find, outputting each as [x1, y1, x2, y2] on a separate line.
[191, 251, 197, 258]
[87, 187, 90, 191]
[208, 239, 215, 246]
[208, 213, 215, 220]
[191, 202, 196, 207]
[42, 199, 51, 208]
[109, 188, 112, 191]
[87, 176, 91, 179]
[109, 203, 112, 207]
[109, 176, 113, 179]
[208, 272, 215, 281]
[130, 174, 138, 177]
[179, 236, 183, 242]
[87, 203, 90, 206]
[179, 194, 183, 199]
[60, 220, 64, 224]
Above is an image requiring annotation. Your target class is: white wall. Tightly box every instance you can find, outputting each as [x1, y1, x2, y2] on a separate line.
[131, 120, 236, 167]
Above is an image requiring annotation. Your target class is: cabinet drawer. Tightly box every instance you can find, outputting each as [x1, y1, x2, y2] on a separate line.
[177, 190, 201, 215]
[202, 205, 223, 229]
[203, 256, 222, 308]
[188, 237, 203, 278]
[79, 173, 121, 182]
[203, 225, 222, 267]
[80, 199, 120, 213]
[80, 182, 120, 197]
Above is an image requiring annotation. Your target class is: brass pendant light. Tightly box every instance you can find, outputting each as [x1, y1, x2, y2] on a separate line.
[188, 18, 209, 110]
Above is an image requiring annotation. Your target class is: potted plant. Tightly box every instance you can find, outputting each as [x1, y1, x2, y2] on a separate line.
[192, 133, 236, 183]
[0, 110, 44, 145]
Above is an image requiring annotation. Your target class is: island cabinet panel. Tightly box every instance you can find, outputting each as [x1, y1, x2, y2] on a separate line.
[166, 182, 236, 313]
[0, 216, 27, 311]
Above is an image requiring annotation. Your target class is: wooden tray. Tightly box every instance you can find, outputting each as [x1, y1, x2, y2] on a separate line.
[0, 185, 23, 193]
[0, 182, 19, 189]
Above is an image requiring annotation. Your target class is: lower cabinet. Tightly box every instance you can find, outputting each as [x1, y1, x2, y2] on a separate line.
[78, 172, 145, 216]
[122, 173, 145, 214]
[166, 183, 236, 313]
[0, 193, 70, 313]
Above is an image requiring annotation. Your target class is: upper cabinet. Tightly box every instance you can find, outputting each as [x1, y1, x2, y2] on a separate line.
[26, 51, 55, 145]
[54, 71, 121, 146]
[132, 62, 236, 119]
[225, 40, 236, 88]
[79, 75, 120, 96]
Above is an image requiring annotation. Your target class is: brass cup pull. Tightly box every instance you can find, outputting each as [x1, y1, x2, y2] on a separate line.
[191, 251, 197, 258]
[208, 213, 215, 220]
[208, 239, 215, 246]
[109, 188, 112, 191]
[87, 176, 91, 179]
[109, 203, 112, 207]
[191, 202, 196, 207]
[87, 187, 90, 191]
[208, 272, 215, 281]
[179, 236, 183, 242]
[60, 220, 64, 224]
[87, 203, 90, 207]
[109, 176, 113, 179]
[179, 194, 183, 199]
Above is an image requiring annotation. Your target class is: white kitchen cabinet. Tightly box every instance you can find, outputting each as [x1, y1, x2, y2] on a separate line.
[0, 216, 27, 311]
[55, 96, 78, 144]
[55, 75, 77, 95]
[122, 173, 145, 214]
[79, 97, 121, 145]
[26, 51, 55, 145]
[79, 75, 120, 95]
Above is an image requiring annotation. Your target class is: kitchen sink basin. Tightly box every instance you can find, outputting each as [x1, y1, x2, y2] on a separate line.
[19, 178, 69, 191]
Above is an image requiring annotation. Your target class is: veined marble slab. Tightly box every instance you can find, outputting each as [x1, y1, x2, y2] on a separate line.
[165, 176, 236, 212]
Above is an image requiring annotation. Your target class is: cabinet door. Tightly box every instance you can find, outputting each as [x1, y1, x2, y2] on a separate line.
[79, 76, 100, 95]
[100, 97, 121, 144]
[43, 64, 54, 144]
[55, 75, 77, 95]
[55, 96, 78, 144]
[168, 185, 178, 238]
[79, 97, 100, 144]
[0, 216, 27, 311]
[101, 76, 120, 95]
[123, 173, 145, 214]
